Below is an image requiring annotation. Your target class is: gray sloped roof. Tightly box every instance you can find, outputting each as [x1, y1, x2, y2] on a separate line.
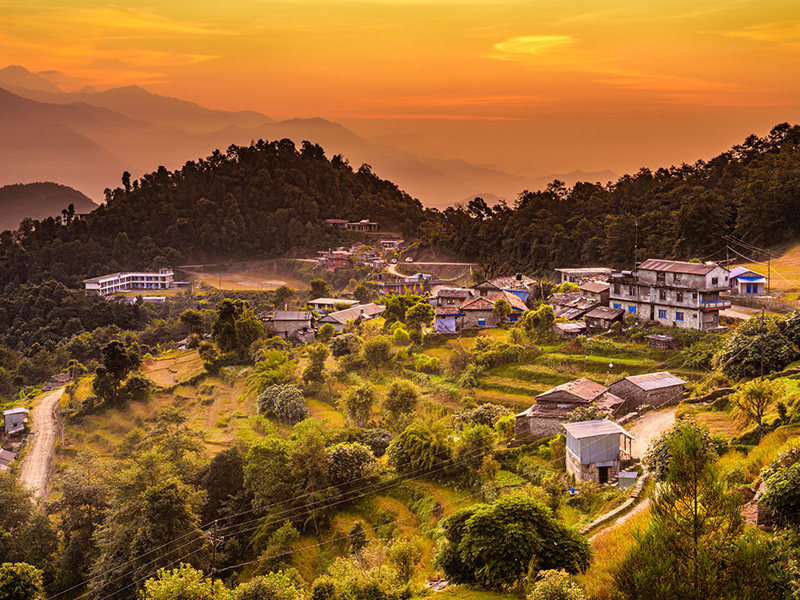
[273, 310, 313, 321]
[624, 371, 686, 390]
[562, 419, 635, 440]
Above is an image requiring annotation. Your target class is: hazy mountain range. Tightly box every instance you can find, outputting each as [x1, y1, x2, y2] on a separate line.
[0, 182, 97, 232]
[0, 65, 616, 209]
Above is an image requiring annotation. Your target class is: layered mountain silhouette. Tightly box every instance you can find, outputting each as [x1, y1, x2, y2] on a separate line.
[0, 182, 97, 231]
[0, 66, 616, 208]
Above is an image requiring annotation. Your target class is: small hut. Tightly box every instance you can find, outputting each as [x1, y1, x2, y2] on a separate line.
[563, 419, 635, 483]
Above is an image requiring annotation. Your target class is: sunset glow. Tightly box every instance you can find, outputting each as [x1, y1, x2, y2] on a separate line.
[2, 0, 800, 178]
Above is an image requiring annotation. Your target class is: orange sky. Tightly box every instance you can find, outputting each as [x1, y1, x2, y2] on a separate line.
[2, 0, 800, 178]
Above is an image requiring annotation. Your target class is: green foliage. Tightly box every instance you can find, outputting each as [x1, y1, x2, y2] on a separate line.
[387, 423, 452, 477]
[451, 424, 496, 489]
[257, 384, 310, 425]
[552, 282, 580, 294]
[250, 350, 297, 393]
[233, 571, 304, 600]
[381, 292, 424, 328]
[0, 563, 44, 600]
[257, 521, 301, 574]
[470, 337, 527, 369]
[383, 382, 418, 432]
[453, 403, 511, 430]
[141, 564, 230, 600]
[413, 353, 440, 374]
[644, 418, 720, 481]
[716, 314, 798, 379]
[435, 495, 591, 590]
[564, 404, 611, 423]
[92, 339, 141, 406]
[310, 279, 331, 300]
[179, 309, 206, 337]
[361, 429, 394, 458]
[327, 442, 377, 488]
[521, 306, 555, 339]
[363, 336, 392, 374]
[392, 327, 410, 344]
[212, 299, 265, 358]
[493, 298, 512, 323]
[348, 521, 368, 556]
[339, 383, 376, 428]
[331, 334, 362, 358]
[762, 462, 800, 522]
[317, 323, 336, 343]
[528, 569, 586, 600]
[734, 378, 783, 438]
[388, 538, 422, 583]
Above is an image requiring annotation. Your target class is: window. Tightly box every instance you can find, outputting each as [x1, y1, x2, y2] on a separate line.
[478, 318, 486, 327]
[674, 273, 682, 284]
[676, 291, 684, 302]
[613, 303, 622, 309]
[447, 298, 455, 305]
[676, 312, 684, 321]
[658, 309, 667, 319]
[692, 292, 698, 300]
[657, 272, 665, 283]
[711, 277, 718, 285]
[613, 283, 620, 294]
[629, 286, 636, 296]
[628, 306, 636, 314]
[659, 289, 667, 301]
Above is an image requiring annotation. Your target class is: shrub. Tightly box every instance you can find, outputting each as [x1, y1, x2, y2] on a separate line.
[528, 569, 587, 600]
[361, 429, 394, 457]
[453, 403, 511, 430]
[257, 384, 310, 424]
[327, 442, 377, 488]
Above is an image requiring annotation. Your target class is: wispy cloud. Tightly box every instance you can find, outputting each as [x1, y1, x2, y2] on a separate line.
[713, 19, 800, 48]
[493, 35, 574, 56]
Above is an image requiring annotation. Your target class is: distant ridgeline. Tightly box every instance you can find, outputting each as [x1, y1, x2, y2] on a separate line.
[0, 182, 97, 232]
[430, 123, 800, 275]
[0, 139, 428, 292]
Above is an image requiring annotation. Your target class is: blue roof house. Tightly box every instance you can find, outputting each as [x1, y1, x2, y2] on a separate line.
[729, 266, 766, 296]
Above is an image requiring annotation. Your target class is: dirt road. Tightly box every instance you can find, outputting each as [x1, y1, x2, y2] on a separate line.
[627, 406, 678, 459]
[19, 388, 63, 498]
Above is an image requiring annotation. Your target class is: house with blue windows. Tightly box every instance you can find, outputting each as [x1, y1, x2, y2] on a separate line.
[608, 259, 730, 331]
[729, 266, 766, 296]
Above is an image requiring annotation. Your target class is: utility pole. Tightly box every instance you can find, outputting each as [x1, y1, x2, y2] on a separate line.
[634, 219, 638, 269]
[761, 307, 765, 380]
[207, 520, 224, 583]
[768, 251, 771, 295]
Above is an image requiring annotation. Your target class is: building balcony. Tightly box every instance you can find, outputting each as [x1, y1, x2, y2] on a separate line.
[699, 300, 730, 310]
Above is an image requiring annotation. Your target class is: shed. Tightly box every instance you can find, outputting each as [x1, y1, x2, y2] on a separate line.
[563, 419, 635, 483]
[579, 281, 610, 306]
[0, 448, 17, 466]
[434, 306, 462, 333]
[553, 321, 586, 339]
[584, 306, 625, 331]
[3, 407, 29, 436]
[609, 371, 686, 412]
[618, 471, 639, 490]
[645, 334, 680, 350]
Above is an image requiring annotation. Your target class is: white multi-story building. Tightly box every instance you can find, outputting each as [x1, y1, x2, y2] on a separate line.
[608, 259, 730, 331]
[83, 268, 174, 295]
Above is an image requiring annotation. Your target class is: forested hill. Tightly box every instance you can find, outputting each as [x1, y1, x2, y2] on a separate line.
[0, 182, 97, 232]
[0, 139, 428, 291]
[426, 123, 800, 275]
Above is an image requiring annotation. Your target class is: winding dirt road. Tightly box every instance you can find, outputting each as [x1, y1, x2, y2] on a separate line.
[627, 406, 678, 459]
[19, 388, 64, 498]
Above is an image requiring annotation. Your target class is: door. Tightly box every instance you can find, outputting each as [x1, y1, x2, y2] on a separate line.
[598, 466, 609, 484]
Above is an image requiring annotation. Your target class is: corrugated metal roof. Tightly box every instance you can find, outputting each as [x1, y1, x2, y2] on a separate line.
[273, 310, 313, 321]
[625, 371, 686, 390]
[579, 281, 610, 294]
[563, 419, 635, 439]
[0, 449, 17, 462]
[3, 407, 29, 416]
[321, 303, 385, 324]
[537, 378, 608, 402]
[638, 259, 721, 275]
[584, 306, 625, 319]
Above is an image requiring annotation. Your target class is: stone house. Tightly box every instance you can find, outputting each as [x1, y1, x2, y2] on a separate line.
[552, 297, 598, 320]
[579, 281, 610, 306]
[609, 372, 686, 412]
[584, 306, 625, 331]
[428, 288, 474, 308]
[459, 291, 526, 329]
[645, 334, 680, 350]
[514, 378, 624, 443]
[269, 311, 315, 342]
[563, 420, 635, 483]
[608, 258, 730, 331]
[473, 274, 537, 301]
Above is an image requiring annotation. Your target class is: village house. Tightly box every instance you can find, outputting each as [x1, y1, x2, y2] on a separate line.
[345, 219, 379, 232]
[307, 298, 359, 313]
[553, 321, 587, 339]
[380, 239, 404, 253]
[729, 266, 767, 296]
[472, 274, 537, 301]
[428, 288, 474, 308]
[609, 372, 686, 412]
[563, 420, 635, 483]
[459, 291, 527, 329]
[268, 311, 316, 343]
[551, 295, 599, 320]
[608, 258, 730, 331]
[3, 407, 29, 436]
[434, 306, 462, 333]
[514, 378, 624, 442]
[318, 303, 385, 332]
[324, 218, 349, 228]
[554, 267, 614, 284]
[584, 306, 625, 331]
[579, 281, 610, 306]
[317, 248, 351, 271]
[43, 373, 72, 391]
[83, 268, 176, 294]
[645, 334, 680, 350]
[0, 448, 17, 469]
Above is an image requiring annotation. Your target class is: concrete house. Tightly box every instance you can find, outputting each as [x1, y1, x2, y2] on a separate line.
[609, 372, 686, 412]
[608, 259, 730, 331]
[579, 281, 610, 306]
[3, 407, 29, 436]
[83, 268, 175, 294]
[307, 298, 359, 313]
[428, 288, 474, 308]
[473, 274, 537, 301]
[514, 378, 624, 442]
[563, 420, 635, 483]
[459, 291, 527, 329]
[729, 266, 767, 296]
[318, 303, 385, 332]
[270, 311, 315, 343]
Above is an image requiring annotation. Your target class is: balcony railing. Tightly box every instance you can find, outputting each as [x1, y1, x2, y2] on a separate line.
[699, 300, 731, 310]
